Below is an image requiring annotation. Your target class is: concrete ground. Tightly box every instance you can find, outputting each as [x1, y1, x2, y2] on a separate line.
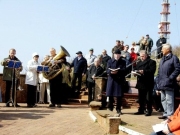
[0, 103, 163, 135]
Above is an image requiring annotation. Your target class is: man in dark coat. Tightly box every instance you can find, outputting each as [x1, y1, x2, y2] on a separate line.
[156, 34, 166, 59]
[1, 48, 22, 107]
[157, 44, 180, 119]
[133, 50, 156, 116]
[71, 51, 87, 94]
[106, 49, 126, 114]
[87, 58, 104, 104]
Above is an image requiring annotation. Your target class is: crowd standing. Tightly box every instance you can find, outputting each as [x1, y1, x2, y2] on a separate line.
[1, 34, 180, 134]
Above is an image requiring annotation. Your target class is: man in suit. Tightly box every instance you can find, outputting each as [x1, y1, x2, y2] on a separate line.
[157, 44, 180, 119]
[106, 49, 126, 115]
[1, 48, 22, 107]
[71, 51, 87, 94]
[133, 50, 156, 116]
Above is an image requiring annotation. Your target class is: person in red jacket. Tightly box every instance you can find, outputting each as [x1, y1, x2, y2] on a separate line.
[130, 48, 137, 69]
[150, 105, 180, 135]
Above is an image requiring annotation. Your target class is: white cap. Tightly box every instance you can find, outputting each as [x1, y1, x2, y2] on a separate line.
[32, 52, 39, 58]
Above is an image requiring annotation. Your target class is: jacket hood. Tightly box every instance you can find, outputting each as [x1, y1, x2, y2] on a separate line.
[32, 52, 39, 58]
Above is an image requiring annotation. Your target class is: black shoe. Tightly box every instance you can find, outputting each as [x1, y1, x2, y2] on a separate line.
[27, 105, 33, 108]
[15, 104, 21, 107]
[57, 104, 62, 108]
[117, 110, 123, 115]
[158, 116, 167, 119]
[145, 113, 151, 116]
[49, 104, 55, 107]
[134, 111, 144, 115]
[6, 103, 10, 107]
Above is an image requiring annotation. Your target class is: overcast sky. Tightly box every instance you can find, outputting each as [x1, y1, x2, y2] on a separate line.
[0, 0, 180, 73]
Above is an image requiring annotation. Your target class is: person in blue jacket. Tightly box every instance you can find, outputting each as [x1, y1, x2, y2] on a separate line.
[157, 43, 180, 119]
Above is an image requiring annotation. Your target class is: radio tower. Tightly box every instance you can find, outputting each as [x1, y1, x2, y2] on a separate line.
[158, 0, 170, 42]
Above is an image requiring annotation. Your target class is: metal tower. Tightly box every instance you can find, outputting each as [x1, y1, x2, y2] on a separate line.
[158, 0, 170, 42]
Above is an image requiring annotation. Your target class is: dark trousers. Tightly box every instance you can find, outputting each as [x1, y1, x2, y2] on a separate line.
[138, 88, 153, 113]
[71, 73, 82, 92]
[5, 80, 18, 104]
[153, 92, 163, 111]
[27, 85, 37, 106]
[107, 96, 122, 111]
[49, 79, 62, 105]
[61, 83, 69, 104]
[87, 81, 95, 104]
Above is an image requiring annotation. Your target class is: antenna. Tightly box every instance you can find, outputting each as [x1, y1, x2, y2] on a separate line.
[158, 0, 171, 43]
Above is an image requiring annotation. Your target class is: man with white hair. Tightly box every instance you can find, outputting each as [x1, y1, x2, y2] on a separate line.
[87, 58, 104, 104]
[133, 50, 156, 116]
[157, 44, 180, 119]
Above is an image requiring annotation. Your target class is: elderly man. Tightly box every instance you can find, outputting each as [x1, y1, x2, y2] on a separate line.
[133, 50, 156, 116]
[87, 58, 104, 104]
[47, 48, 65, 107]
[106, 49, 126, 114]
[1, 48, 22, 107]
[71, 51, 87, 94]
[101, 49, 111, 70]
[157, 44, 180, 119]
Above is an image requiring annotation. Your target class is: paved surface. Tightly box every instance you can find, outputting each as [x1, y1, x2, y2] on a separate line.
[0, 103, 164, 135]
[0, 103, 106, 135]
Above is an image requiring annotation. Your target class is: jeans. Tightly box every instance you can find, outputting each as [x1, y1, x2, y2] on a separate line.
[150, 131, 174, 135]
[161, 90, 174, 117]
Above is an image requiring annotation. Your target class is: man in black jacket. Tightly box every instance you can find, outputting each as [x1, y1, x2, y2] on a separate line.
[133, 50, 156, 116]
[71, 51, 87, 94]
[87, 58, 104, 104]
[156, 34, 166, 59]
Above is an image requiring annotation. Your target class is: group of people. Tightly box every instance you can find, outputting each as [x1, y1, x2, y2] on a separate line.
[1, 37, 180, 134]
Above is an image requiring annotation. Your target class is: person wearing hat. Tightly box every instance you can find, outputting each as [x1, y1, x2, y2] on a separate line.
[1, 48, 23, 107]
[146, 34, 153, 54]
[70, 51, 87, 95]
[25, 52, 40, 107]
[111, 40, 124, 58]
[156, 34, 166, 59]
[132, 50, 156, 116]
[106, 49, 126, 115]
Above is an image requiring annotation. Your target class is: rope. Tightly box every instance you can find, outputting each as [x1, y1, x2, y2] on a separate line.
[173, 0, 180, 45]
[124, 0, 144, 42]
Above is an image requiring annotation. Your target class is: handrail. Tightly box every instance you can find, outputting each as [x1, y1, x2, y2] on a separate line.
[126, 45, 163, 68]
[125, 45, 163, 78]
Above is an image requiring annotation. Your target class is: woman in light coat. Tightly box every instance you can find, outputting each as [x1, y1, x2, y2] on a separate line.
[38, 55, 51, 104]
[25, 52, 40, 107]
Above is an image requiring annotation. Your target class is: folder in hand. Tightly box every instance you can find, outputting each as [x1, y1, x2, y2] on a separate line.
[8, 60, 21, 68]
[37, 66, 49, 72]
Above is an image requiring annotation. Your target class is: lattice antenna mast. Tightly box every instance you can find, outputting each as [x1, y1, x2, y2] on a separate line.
[158, 0, 170, 43]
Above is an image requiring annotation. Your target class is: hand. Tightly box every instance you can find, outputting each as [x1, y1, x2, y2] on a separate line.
[156, 90, 160, 95]
[111, 70, 118, 74]
[92, 75, 95, 80]
[138, 70, 144, 74]
[82, 73, 85, 76]
[6, 59, 10, 62]
[66, 66, 70, 70]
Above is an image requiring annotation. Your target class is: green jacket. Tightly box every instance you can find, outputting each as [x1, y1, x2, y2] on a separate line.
[1, 56, 22, 81]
